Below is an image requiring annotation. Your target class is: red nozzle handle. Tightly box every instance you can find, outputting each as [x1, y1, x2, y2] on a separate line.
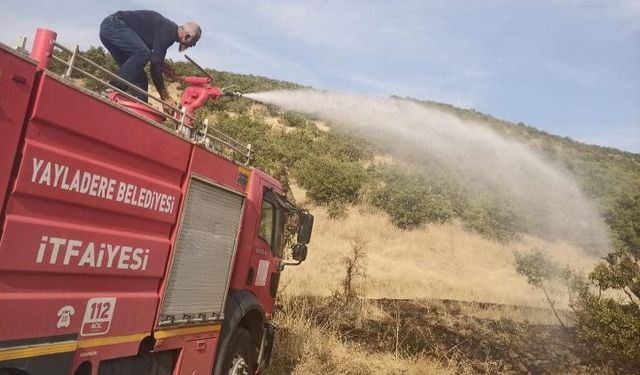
[183, 76, 211, 85]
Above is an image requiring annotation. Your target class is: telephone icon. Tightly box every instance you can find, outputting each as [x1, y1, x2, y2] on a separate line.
[57, 305, 75, 328]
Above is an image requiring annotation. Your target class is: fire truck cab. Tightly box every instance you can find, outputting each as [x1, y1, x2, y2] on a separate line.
[0, 29, 312, 375]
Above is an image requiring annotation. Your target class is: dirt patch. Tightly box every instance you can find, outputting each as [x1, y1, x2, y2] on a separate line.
[278, 297, 621, 375]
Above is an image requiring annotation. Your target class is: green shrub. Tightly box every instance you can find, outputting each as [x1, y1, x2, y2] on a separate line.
[326, 201, 347, 219]
[212, 113, 275, 166]
[314, 130, 374, 163]
[294, 156, 366, 207]
[49, 47, 117, 92]
[606, 193, 640, 252]
[370, 169, 453, 230]
[567, 262, 640, 371]
[281, 111, 308, 128]
[516, 245, 640, 371]
[272, 127, 318, 165]
[574, 296, 640, 369]
[460, 195, 521, 241]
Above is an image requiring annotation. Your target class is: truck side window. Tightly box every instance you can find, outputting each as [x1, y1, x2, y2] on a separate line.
[259, 189, 286, 258]
[259, 200, 275, 249]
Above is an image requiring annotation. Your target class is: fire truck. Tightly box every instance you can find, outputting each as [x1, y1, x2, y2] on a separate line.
[0, 28, 313, 375]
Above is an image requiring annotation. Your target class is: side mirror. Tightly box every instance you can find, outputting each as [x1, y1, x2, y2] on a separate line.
[279, 212, 313, 271]
[296, 213, 314, 244]
[292, 243, 308, 262]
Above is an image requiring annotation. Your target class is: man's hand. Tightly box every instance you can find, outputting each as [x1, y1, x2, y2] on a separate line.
[159, 88, 177, 115]
[162, 63, 179, 82]
[162, 98, 177, 116]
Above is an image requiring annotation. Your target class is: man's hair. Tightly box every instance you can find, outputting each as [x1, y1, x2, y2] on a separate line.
[181, 22, 202, 43]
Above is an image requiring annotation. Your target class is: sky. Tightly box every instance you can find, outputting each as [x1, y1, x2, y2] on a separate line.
[1, 0, 638, 152]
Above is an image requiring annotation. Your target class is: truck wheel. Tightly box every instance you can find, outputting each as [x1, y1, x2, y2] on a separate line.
[221, 327, 256, 375]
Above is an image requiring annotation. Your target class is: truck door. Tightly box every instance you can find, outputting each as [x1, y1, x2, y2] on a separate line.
[248, 187, 286, 315]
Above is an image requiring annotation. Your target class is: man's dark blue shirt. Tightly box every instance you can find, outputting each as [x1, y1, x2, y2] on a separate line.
[115, 10, 177, 92]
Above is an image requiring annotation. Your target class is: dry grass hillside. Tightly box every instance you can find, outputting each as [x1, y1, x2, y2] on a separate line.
[284, 187, 598, 308]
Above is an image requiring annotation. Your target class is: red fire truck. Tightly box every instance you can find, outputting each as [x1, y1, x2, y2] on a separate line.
[0, 28, 313, 375]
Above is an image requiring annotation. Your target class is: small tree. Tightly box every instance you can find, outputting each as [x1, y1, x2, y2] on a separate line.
[514, 249, 568, 329]
[340, 234, 368, 301]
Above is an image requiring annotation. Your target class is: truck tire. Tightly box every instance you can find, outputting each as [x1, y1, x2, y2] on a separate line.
[220, 327, 256, 375]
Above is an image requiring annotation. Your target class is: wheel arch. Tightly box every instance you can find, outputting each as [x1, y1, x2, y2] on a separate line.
[213, 290, 264, 375]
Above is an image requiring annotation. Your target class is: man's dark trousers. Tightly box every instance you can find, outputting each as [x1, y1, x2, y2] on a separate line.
[99, 14, 150, 102]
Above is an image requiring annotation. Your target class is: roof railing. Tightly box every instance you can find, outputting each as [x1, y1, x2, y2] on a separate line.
[36, 30, 252, 165]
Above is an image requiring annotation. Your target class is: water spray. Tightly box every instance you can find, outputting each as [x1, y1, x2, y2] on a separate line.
[245, 89, 611, 253]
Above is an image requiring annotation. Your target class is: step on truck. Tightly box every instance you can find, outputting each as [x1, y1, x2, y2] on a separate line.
[0, 28, 313, 375]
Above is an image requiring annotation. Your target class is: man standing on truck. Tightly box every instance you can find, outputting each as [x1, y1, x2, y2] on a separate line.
[99, 10, 202, 113]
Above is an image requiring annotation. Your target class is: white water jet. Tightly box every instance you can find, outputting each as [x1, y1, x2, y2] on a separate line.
[246, 89, 611, 252]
